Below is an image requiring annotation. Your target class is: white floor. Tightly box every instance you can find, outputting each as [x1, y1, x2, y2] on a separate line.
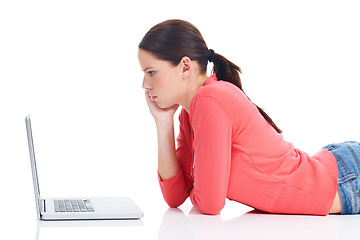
[4, 196, 360, 240]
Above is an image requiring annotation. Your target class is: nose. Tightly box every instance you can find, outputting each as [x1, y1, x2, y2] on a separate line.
[142, 76, 151, 89]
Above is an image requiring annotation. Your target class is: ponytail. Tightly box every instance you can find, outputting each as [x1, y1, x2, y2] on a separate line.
[210, 51, 282, 133]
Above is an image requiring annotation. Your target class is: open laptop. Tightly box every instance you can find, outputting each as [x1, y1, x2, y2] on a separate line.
[25, 115, 143, 220]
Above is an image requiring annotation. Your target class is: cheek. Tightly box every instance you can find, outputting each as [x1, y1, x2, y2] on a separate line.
[154, 73, 171, 91]
[154, 67, 181, 96]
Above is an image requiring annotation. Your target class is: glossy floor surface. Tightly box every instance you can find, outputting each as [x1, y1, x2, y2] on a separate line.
[3, 196, 360, 240]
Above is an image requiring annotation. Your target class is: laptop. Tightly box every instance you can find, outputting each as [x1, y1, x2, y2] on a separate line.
[25, 115, 143, 220]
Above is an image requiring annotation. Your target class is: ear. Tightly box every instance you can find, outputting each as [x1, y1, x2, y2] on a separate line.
[179, 56, 192, 78]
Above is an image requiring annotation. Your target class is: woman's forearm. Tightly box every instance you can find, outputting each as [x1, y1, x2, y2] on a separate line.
[156, 119, 180, 180]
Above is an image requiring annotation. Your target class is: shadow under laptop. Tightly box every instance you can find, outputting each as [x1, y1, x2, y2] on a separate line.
[158, 208, 360, 240]
[35, 219, 143, 240]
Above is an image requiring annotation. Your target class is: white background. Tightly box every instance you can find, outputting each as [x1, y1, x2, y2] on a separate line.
[1, 0, 360, 239]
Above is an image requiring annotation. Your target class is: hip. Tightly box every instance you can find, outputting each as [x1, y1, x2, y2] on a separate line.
[323, 141, 360, 214]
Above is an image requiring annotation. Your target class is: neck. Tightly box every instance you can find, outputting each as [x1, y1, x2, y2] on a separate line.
[181, 73, 208, 112]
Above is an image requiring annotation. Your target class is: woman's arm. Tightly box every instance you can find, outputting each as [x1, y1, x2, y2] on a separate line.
[144, 90, 192, 207]
[156, 117, 179, 180]
[157, 111, 194, 207]
[144, 89, 179, 180]
[190, 96, 232, 215]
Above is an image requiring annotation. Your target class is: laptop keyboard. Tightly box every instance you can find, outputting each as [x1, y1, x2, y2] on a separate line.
[54, 199, 95, 212]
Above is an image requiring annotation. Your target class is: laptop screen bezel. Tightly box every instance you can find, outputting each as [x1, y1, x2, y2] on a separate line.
[25, 115, 42, 219]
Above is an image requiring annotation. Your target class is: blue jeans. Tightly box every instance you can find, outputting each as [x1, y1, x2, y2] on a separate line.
[323, 141, 360, 214]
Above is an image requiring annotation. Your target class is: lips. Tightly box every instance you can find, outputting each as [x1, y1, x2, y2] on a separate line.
[148, 93, 157, 101]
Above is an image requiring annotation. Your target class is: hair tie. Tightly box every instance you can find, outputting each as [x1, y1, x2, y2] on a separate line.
[208, 49, 215, 62]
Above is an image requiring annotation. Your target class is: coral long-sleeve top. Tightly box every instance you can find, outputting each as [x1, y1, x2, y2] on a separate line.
[158, 75, 338, 215]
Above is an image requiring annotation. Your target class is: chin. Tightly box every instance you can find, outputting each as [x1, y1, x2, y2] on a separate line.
[157, 102, 172, 109]
[157, 103, 168, 109]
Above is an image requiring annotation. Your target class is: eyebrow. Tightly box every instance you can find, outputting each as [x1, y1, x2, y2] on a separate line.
[142, 67, 152, 72]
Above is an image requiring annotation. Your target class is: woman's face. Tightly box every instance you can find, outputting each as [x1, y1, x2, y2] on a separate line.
[138, 49, 185, 109]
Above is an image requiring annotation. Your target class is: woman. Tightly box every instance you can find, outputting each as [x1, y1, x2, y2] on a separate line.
[138, 19, 359, 215]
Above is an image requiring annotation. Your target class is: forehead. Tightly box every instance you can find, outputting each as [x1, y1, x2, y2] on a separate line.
[138, 49, 174, 70]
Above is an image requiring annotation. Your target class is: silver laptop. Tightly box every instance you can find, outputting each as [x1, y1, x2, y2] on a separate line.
[25, 115, 143, 220]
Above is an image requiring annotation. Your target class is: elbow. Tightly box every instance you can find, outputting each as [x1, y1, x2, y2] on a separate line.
[191, 196, 225, 215]
[197, 203, 224, 215]
[163, 194, 188, 209]
[166, 200, 182, 209]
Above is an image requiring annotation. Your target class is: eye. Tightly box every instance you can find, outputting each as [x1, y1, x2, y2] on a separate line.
[147, 71, 155, 76]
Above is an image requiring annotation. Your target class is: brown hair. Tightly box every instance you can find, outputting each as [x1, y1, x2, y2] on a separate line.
[139, 19, 282, 133]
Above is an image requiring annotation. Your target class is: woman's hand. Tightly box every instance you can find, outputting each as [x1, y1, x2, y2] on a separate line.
[144, 89, 179, 124]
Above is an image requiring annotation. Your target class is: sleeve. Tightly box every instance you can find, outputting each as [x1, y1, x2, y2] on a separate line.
[190, 96, 232, 215]
[158, 109, 193, 208]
